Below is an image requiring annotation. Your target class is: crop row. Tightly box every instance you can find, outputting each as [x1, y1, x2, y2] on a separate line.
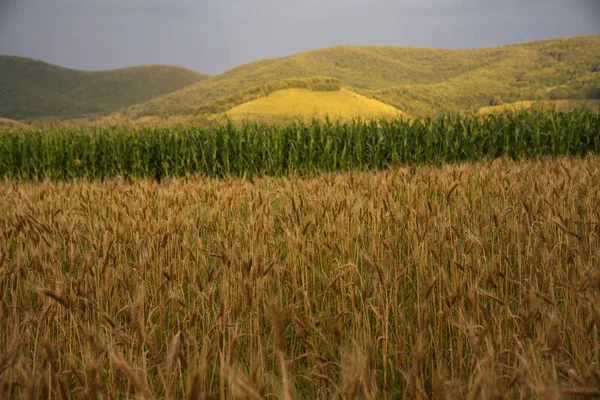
[1, 110, 599, 180]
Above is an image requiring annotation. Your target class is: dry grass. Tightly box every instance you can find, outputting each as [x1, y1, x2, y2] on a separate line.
[1, 156, 600, 398]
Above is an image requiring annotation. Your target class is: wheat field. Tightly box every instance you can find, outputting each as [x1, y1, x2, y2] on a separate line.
[1, 156, 600, 399]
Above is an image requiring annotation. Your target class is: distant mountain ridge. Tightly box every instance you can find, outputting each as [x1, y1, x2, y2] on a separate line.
[0, 56, 208, 120]
[122, 35, 600, 118]
[1, 35, 599, 121]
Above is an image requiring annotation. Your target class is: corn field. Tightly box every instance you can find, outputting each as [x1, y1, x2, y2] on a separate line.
[1, 110, 599, 180]
[1, 156, 600, 398]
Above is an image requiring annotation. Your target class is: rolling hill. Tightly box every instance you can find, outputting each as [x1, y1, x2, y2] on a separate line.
[121, 35, 600, 119]
[2, 36, 599, 122]
[0, 117, 27, 129]
[0, 55, 209, 120]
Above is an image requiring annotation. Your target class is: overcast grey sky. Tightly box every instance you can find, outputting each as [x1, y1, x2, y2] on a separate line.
[0, 0, 599, 75]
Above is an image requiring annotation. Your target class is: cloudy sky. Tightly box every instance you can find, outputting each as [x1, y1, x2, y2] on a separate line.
[0, 0, 599, 74]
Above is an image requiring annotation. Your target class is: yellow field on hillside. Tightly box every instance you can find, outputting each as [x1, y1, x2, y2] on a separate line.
[1, 157, 600, 398]
[224, 87, 406, 122]
[478, 99, 600, 115]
